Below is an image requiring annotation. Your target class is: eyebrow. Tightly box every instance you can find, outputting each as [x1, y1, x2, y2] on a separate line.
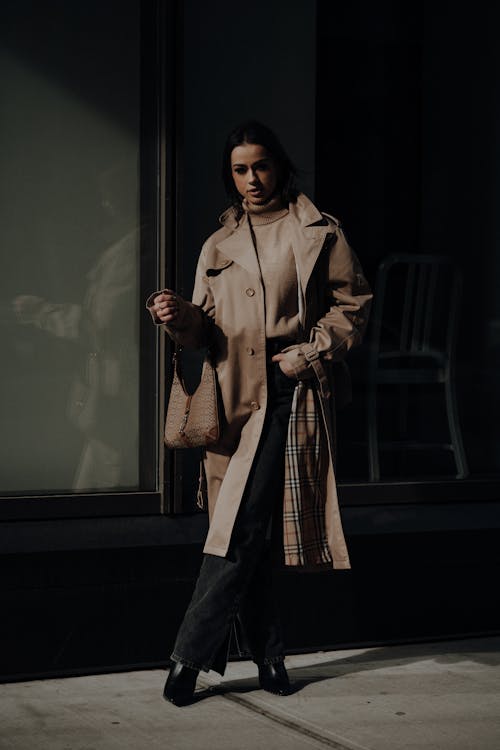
[231, 159, 270, 168]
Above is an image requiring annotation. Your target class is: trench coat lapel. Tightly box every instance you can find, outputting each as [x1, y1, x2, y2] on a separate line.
[288, 194, 331, 297]
[216, 195, 332, 288]
[215, 218, 261, 278]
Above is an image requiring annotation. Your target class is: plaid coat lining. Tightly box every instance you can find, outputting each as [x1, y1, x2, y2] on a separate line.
[283, 380, 333, 566]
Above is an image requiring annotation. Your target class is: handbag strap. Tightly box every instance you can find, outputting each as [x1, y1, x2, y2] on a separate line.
[171, 342, 215, 388]
[172, 344, 185, 383]
[171, 310, 217, 389]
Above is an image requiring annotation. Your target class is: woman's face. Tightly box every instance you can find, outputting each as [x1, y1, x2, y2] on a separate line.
[231, 143, 278, 205]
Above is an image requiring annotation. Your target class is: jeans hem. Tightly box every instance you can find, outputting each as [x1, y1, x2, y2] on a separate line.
[255, 654, 285, 666]
[170, 652, 210, 674]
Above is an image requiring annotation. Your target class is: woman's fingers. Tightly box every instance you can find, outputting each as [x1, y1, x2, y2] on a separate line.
[157, 305, 178, 322]
[153, 290, 176, 305]
[154, 290, 180, 322]
[271, 353, 296, 378]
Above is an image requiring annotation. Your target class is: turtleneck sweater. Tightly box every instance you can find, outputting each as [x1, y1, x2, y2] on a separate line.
[243, 196, 300, 342]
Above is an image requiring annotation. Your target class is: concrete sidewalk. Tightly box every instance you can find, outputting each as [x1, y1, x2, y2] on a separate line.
[1, 636, 499, 750]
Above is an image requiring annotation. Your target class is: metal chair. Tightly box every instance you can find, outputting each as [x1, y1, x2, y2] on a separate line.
[366, 254, 469, 481]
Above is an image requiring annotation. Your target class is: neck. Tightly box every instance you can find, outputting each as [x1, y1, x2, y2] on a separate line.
[243, 193, 286, 214]
[242, 194, 289, 226]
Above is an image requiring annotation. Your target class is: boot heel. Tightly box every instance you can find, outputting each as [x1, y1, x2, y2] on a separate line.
[258, 662, 292, 696]
[163, 662, 199, 706]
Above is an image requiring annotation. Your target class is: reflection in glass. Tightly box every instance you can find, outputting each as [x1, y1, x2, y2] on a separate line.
[365, 254, 468, 481]
[0, 2, 140, 494]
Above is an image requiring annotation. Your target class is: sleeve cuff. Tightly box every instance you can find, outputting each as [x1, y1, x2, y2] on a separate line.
[279, 342, 318, 380]
[145, 290, 163, 325]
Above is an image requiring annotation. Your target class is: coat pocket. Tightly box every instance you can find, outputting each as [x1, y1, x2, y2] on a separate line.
[204, 258, 233, 279]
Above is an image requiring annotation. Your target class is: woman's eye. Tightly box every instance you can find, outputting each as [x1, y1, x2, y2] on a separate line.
[234, 167, 246, 175]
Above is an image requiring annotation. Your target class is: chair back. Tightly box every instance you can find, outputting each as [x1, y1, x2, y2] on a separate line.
[368, 254, 462, 369]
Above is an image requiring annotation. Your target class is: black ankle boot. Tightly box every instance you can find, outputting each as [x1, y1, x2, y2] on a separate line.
[163, 662, 199, 706]
[258, 662, 292, 696]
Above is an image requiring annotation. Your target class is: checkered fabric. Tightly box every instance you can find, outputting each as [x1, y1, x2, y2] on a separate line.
[283, 380, 333, 566]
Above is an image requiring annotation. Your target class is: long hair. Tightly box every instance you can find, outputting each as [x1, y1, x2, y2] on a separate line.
[221, 120, 299, 210]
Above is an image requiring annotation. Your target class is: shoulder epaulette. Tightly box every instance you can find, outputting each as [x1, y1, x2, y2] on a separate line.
[321, 212, 341, 228]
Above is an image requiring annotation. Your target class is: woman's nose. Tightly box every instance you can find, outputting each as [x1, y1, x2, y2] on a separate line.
[248, 169, 259, 184]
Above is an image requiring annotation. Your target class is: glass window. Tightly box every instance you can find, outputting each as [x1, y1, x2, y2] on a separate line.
[317, 1, 500, 485]
[0, 1, 149, 495]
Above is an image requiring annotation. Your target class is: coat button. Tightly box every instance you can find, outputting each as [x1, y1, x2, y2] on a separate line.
[246, 347, 255, 355]
[250, 401, 260, 410]
[245, 288, 255, 297]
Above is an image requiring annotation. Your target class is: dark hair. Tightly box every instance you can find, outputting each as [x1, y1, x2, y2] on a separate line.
[222, 120, 299, 209]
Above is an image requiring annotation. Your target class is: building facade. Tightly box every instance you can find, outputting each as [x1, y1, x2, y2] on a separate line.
[1, 0, 500, 681]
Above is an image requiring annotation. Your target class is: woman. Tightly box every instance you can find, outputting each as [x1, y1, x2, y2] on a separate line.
[147, 121, 372, 706]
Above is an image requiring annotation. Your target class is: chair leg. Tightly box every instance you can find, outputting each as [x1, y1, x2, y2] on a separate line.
[444, 376, 469, 478]
[398, 383, 409, 438]
[398, 383, 410, 476]
[367, 383, 380, 481]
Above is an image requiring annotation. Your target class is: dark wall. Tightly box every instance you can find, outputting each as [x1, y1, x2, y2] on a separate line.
[3, 530, 500, 681]
[177, 0, 317, 510]
[316, 1, 422, 282]
[180, 0, 317, 300]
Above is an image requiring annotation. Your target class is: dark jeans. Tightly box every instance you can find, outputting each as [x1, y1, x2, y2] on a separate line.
[171, 361, 296, 675]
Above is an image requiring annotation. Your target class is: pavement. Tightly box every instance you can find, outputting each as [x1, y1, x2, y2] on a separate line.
[1, 636, 500, 750]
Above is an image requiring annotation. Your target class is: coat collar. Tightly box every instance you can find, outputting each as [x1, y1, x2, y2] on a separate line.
[217, 193, 326, 231]
[288, 194, 333, 295]
[216, 193, 333, 288]
[289, 192, 325, 229]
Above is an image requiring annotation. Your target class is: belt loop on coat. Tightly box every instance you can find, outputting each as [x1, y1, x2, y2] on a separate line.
[303, 349, 331, 400]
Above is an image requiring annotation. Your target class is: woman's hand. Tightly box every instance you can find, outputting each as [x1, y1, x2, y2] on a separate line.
[271, 353, 297, 379]
[153, 290, 181, 324]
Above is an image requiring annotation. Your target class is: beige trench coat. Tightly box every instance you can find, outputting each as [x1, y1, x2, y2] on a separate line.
[148, 193, 372, 569]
